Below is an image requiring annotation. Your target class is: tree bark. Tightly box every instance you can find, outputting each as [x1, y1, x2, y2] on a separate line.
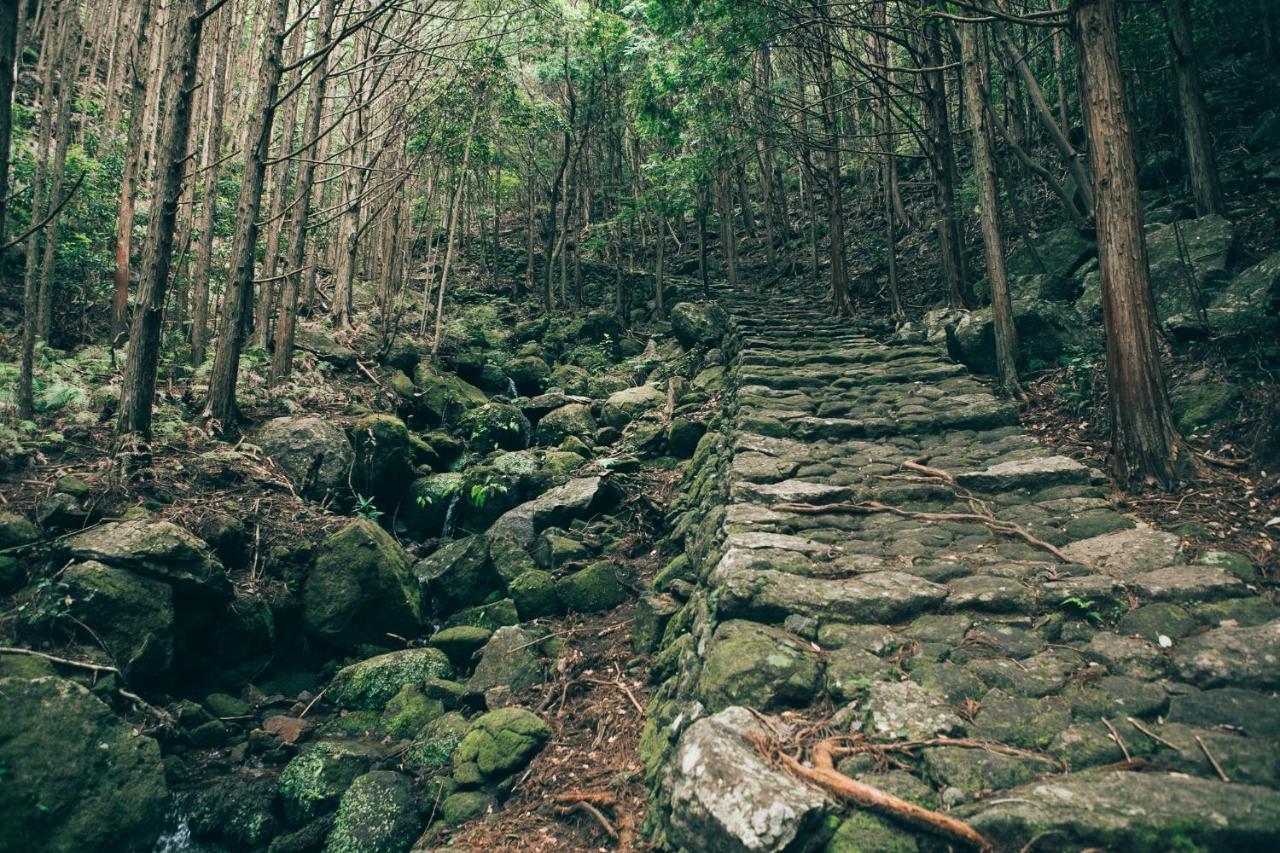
[1070, 0, 1189, 487]
[205, 0, 290, 435]
[0, 0, 19, 247]
[1166, 0, 1225, 217]
[117, 0, 206, 438]
[959, 21, 1022, 396]
[815, 10, 851, 316]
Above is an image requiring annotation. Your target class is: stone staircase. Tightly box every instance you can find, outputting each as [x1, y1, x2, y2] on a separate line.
[641, 285, 1280, 852]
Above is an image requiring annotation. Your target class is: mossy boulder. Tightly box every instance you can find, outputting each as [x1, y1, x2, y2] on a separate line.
[452, 707, 550, 781]
[600, 383, 665, 429]
[670, 302, 729, 349]
[406, 711, 470, 773]
[1006, 225, 1095, 283]
[379, 683, 445, 739]
[65, 518, 228, 597]
[258, 416, 355, 501]
[351, 415, 413, 505]
[467, 626, 543, 696]
[413, 535, 499, 612]
[63, 560, 174, 678]
[440, 790, 494, 825]
[548, 364, 590, 395]
[667, 418, 705, 458]
[488, 536, 536, 583]
[555, 561, 627, 613]
[325, 771, 421, 853]
[187, 772, 280, 849]
[509, 569, 560, 619]
[327, 648, 454, 711]
[402, 473, 464, 539]
[0, 676, 169, 852]
[534, 403, 597, 446]
[278, 740, 380, 824]
[412, 363, 489, 427]
[460, 402, 532, 454]
[505, 356, 551, 396]
[0, 511, 38, 549]
[825, 812, 918, 852]
[1170, 382, 1242, 434]
[698, 620, 823, 713]
[427, 625, 493, 668]
[303, 519, 422, 649]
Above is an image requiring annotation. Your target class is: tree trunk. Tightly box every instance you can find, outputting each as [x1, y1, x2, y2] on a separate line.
[206, 0, 290, 435]
[272, 0, 336, 381]
[117, 0, 206, 438]
[35, 5, 78, 341]
[816, 14, 851, 316]
[0, 0, 19, 247]
[431, 102, 480, 356]
[111, 0, 154, 341]
[1166, 0, 1225, 217]
[959, 22, 1022, 396]
[1070, 0, 1189, 487]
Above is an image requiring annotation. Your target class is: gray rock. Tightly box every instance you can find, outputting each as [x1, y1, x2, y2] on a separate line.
[293, 325, 357, 368]
[257, 416, 354, 500]
[863, 681, 965, 741]
[948, 299, 1082, 376]
[962, 770, 1280, 851]
[66, 518, 229, 597]
[663, 707, 829, 852]
[1205, 249, 1280, 338]
[1060, 527, 1182, 576]
[955, 455, 1089, 492]
[486, 477, 618, 547]
[533, 403, 597, 446]
[712, 563, 948, 625]
[670, 302, 730, 349]
[63, 560, 174, 677]
[468, 626, 543, 697]
[698, 620, 823, 713]
[413, 535, 499, 612]
[1171, 619, 1280, 689]
[600, 383, 666, 429]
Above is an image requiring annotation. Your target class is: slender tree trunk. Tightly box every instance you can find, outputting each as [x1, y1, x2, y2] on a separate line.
[117, 0, 206, 438]
[920, 5, 969, 307]
[1166, 0, 1225, 217]
[111, 0, 154, 341]
[35, 6, 78, 341]
[272, 0, 335, 381]
[1070, 0, 1189, 487]
[206, 0, 290, 434]
[959, 22, 1021, 396]
[0, 0, 18, 247]
[431, 102, 479, 356]
[816, 13, 851, 315]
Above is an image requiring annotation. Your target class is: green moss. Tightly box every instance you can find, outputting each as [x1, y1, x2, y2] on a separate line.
[442, 598, 519, 631]
[555, 561, 627, 613]
[278, 741, 376, 824]
[406, 711, 470, 773]
[488, 537, 536, 584]
[327, 648, 453, 711]
[452, 708, 550, 780]
[825, 811, 917, 852]
[380, 683, 444, 739]
[509, 569, 560, 619]
[187, 774, 280, 848]
[0, 511, 38, 549]
[351, 414, 413, 502]
[653, 554, 695, 592]
[440, 790, 495, 825]
[319, 710, 381, 737]
[427, 625, 492, 667]
[325, 771, 421, 853]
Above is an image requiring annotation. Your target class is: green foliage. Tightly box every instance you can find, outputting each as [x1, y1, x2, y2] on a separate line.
[354, 493, 383, 522]
[1057, 349, 1100, 415]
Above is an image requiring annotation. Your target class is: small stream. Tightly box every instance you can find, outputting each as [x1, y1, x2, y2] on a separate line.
[152, 795, 226, 853]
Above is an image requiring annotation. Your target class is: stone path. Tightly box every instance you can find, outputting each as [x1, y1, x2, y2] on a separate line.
[642, 286, 1280, 852]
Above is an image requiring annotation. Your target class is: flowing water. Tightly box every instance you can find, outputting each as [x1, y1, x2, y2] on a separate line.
[440, 492, 461, 539]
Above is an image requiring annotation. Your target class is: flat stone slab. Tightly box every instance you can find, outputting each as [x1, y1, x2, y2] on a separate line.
[1171, 619, 1280, 689]
[1060, 526, 1182, 576]
[1130, 565, 1249, 603]
[955, 455, 1090, 492]
[863, 681, 965, 741]
[663, 707, 829, 852]
[962, 770, 1280, 851]
[712, 565, 948, 625]
[732, 479, 852, 506]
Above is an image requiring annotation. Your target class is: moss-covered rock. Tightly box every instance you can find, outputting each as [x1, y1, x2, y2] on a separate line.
[698, 619, 824, 713]
[405, 711, 470, 773]
[548, 364, 590, 395]
[460, 403, 531, 454]
[278, 740, 379, 824]
[534, 403, 597, 446]
[600, 383, 665, 429]
[303, 519, 422, 649]
[1170, 382, 1243, 434]
[413, 535, 499, 612]
[440, 790, 495, 825]
[324, 771, 421, 853]
[327, 648, 453, 711]
[825, 811, 918, 852]
[452, 707, 550, 781]
[667, 418, 705, 458]
[669, 302, 729, 349]
[413, 363, 489, 428]
[509, 569, 560, 619]
[258, 416, 355, 501]
[468, 626, 543, 696]
[402, 474, 464, 539]
[380, 683, 445, 739]
[488, 536, 536, 584]
[63, 560, 174, 677]
[351, 415, 413, 505]
[427, 625, 492, 668]
[0, 676, 169, 852]
[441, 598, 520, 631]
[0, 511, 38, 549]
[555, 561, 627, 613]
[505, 356, 551, 396]
[65, 518, 228, 597]
[187, 772, 280, 848]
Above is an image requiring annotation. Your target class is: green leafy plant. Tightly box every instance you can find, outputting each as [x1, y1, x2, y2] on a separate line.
[1060, 596, 1102, 625]
[354, 493, 383, 522]
[467, 476, 508, 510]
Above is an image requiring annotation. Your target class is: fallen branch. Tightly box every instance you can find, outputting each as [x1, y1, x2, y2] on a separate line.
[756, 736, 994, 852]
[1195, 735, 1230, 783]
[775, 500, 1071, 562]
[552, 792, 630, 847]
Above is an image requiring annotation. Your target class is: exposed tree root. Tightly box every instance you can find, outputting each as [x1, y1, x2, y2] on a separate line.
[550, 791, 635, 849]
[753, 735, 994, 852]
